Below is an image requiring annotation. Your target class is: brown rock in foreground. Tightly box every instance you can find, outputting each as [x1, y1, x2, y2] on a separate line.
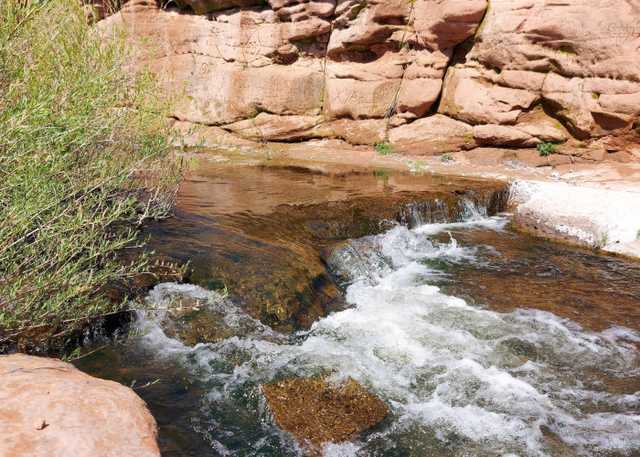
[0, 354, 160, 457]
[262, 376, 388, 449]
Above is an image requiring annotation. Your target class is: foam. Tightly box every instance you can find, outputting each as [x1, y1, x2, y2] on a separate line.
[137, 205, 640, 456]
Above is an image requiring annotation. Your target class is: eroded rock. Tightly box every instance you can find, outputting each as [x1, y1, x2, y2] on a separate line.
[0, 354, 160, 457]
[445, 0, 640, 140]
[96, 0, 640, 155]
[389, 114, 476, 155]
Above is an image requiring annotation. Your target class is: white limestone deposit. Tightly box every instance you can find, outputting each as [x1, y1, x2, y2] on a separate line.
[510, 180, 640, 258]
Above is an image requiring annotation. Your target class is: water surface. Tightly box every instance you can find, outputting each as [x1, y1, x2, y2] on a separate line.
[76, 159, 640, 457]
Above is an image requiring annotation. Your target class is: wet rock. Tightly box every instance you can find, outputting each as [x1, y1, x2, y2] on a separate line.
[0, 354, 160, 457]
[262, 377, 388, 448]
[322, 238, 389, 287]
[155, 294, 233, 345]
[146, 162, 508, 332]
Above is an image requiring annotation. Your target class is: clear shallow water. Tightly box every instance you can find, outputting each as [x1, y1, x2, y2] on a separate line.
[80, 212, 640, 457]
[75, 161, 640, 457]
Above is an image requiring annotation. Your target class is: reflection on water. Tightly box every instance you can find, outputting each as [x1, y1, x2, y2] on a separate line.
[144, 159, 507, 331]
[76, 159, 640, 457]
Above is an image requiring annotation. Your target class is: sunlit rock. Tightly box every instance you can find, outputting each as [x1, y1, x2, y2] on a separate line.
[0, 354, 160, 457]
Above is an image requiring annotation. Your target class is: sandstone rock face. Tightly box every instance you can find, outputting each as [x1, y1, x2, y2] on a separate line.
[98, 0, 640, 155]
[441, 0, 640, 141]
[389, 114, 475, 154]
[0, 354, 160, 457]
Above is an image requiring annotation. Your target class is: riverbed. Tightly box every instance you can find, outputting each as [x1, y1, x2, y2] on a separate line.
[76, 154, 640, 457]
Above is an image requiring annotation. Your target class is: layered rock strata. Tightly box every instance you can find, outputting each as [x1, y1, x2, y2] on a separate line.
[98, 0, 640, 157]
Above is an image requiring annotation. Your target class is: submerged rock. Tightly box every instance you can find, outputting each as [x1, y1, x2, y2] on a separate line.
[149, 288, 233, 345]
[262, 377, 388, 449]
[0, 354, 160, 457]
[146, 162, 508, 333]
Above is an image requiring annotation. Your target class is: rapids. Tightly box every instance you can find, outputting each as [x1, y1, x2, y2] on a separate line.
[130, 211, 640, 457]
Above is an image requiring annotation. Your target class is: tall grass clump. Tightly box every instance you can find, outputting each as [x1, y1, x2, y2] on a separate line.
[0, 0, 177, 344]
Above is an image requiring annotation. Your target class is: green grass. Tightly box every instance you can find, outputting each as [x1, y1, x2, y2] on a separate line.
[537, 142, 558, 157]
[0, 0, 177, 341]
[375, 142, 394, 156]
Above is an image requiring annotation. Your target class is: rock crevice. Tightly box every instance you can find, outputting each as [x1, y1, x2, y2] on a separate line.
[98, 0, 640, 156]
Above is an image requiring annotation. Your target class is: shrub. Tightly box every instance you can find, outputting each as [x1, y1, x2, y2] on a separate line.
[537, 142, 558, 157]
[375, 142, 394, 156]
[0, 0, 178, 340]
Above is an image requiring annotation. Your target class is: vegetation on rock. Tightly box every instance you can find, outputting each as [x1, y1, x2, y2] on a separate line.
[537, 142, 558, 157]
[0, 0, 177, 346]
[374, 142, 394, 156]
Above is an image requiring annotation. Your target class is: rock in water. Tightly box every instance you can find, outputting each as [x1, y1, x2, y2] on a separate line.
[0, 354, 160, 457]
[261, 377, 388, 449]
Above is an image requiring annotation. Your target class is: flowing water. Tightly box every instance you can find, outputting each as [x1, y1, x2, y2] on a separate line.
[76, 157, 640, 457]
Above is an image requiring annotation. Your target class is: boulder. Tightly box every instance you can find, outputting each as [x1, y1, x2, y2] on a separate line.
[389, 114, 476, 155]
[0, 354, 160, 457]
[515, 108, 570, 143]
[224, 113, 323, 141]
[310, 118, 387, 145]
[473, 124, 537, 148]
[262, 376, 388, 448]
[439, 67, 539, 125]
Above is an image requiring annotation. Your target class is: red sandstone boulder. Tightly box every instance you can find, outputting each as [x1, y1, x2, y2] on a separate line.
[389, 114, 476, 155]
[0, 354, 160, 457]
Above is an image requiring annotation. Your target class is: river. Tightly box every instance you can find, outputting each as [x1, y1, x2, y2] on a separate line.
[75, 153, 640, 457]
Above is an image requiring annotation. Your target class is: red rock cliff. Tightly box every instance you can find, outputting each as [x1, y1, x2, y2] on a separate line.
[96, 0, 640, 155]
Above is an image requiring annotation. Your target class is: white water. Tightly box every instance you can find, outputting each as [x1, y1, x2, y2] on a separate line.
[137, 214, 640, 457]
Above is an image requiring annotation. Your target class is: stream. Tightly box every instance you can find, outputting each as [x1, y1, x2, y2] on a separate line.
[76, 154, 640, 457]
